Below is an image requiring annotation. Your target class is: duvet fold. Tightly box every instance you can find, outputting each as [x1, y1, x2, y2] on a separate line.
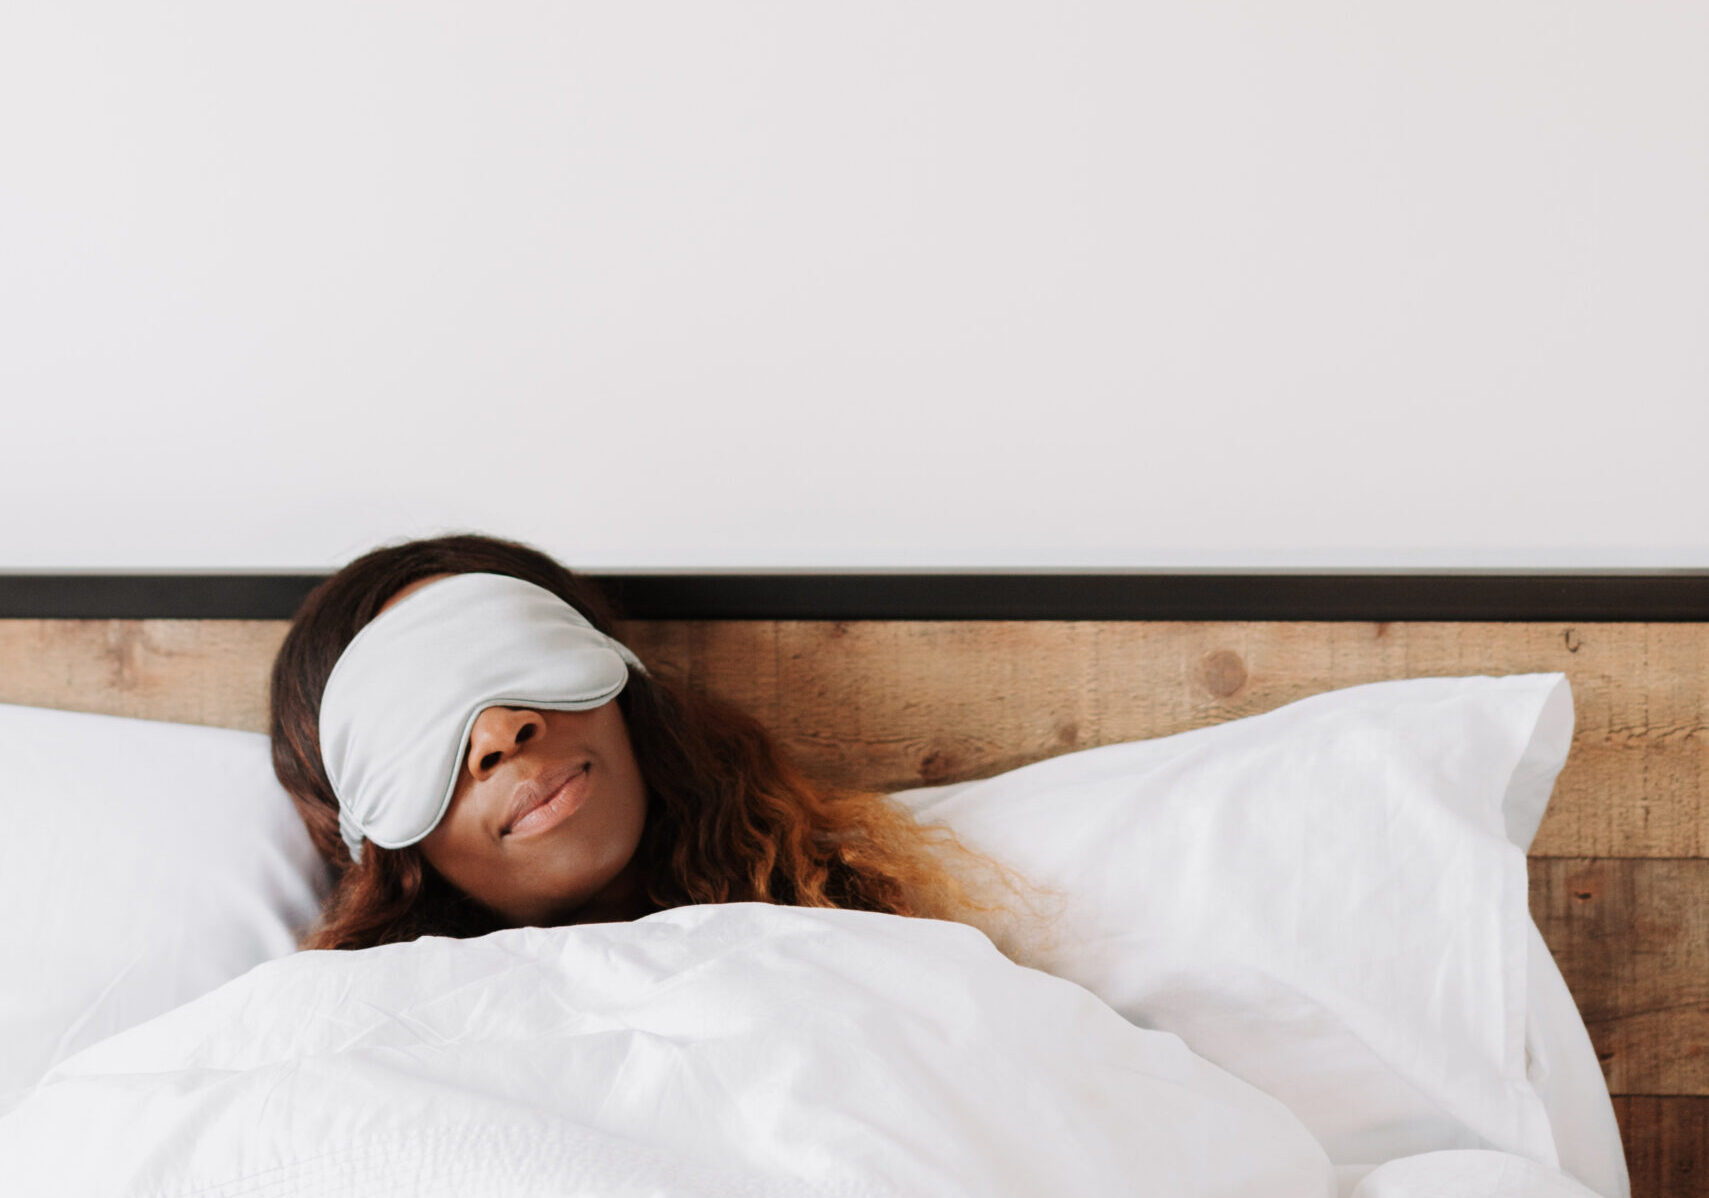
[0, 904, 1597, 1198]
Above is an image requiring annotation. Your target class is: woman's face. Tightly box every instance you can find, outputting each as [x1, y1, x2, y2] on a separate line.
[378, 574, 651, 927]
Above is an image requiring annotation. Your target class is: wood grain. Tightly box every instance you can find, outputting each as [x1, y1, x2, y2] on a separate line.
[1531, 859, 1709, 1096]
[0, 619, 285, 731]
[1613, 1097, 1709, 1198]
[617, 619, 1709, 858]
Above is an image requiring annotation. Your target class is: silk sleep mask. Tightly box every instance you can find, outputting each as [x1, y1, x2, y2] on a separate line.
[318, 572, 647, 863]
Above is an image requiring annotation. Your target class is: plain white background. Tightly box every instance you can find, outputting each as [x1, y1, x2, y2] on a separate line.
[1, 2, 1703, 570]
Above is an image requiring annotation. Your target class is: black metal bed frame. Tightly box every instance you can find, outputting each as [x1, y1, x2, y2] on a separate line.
[2, 572, 1708, 621]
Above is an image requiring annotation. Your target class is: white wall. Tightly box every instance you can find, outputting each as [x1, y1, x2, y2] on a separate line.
[2, 3, 1703, 570]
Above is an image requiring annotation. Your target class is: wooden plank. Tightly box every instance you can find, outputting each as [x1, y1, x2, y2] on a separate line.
[0, 619, 286, 732]
[2, 618, 1706, 856]
[1531, 859, 1709, 1096]
[1613, 1096, 1709, 1198]
[620, 619, 1709, 857]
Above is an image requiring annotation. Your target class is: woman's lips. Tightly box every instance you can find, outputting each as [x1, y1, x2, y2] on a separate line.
[506, 764, 592, 839]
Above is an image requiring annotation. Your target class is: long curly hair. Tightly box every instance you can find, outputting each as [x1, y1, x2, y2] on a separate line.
[270, 533, 1027, 952]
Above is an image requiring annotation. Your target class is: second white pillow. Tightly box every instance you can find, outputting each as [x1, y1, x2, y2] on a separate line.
[891, 673, 1573, 1173]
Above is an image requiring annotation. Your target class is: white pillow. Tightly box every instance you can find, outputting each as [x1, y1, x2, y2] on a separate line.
[0, 704, 330, 1106]
[891, 674, 1589, 1177]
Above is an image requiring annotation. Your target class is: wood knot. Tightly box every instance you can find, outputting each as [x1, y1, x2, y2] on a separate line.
[103, 624, 149, 691]
[1573, 890, 1595, 902]
[1200, 649, 1248, 699]
[917, 746, 959, 783]
[1056, 723, 1079, 746]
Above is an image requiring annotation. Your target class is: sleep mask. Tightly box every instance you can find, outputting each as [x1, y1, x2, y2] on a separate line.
[318, 571, 646, 863]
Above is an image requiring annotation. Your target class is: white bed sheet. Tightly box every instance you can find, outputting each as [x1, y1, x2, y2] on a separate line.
[1524, 920, 1630, 1198]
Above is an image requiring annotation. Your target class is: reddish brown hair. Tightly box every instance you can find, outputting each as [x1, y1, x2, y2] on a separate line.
[270, 532, 1022, 951]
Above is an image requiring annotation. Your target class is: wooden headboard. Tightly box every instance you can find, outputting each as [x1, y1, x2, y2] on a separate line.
[2, 572, 1704, 1195]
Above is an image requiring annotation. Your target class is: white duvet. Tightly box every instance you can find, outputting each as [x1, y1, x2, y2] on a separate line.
[1, 904, 1600, 1198]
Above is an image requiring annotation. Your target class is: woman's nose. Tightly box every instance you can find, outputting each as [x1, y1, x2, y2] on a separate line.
[465, 706, 542, 779]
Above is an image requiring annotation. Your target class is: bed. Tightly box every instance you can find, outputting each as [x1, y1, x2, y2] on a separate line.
[0, 570, 1703, 1196]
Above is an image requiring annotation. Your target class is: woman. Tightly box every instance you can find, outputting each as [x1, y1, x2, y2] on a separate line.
[270, 532, 1022, 951]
